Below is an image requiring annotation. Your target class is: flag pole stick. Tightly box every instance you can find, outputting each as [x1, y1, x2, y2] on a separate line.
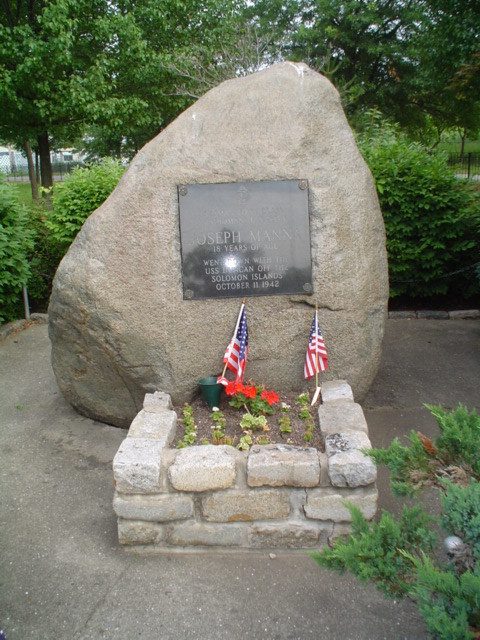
[311, 304, 321, 406]
[221, 298, 246, 379]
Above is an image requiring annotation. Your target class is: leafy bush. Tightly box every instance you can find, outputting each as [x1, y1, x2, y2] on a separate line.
[311, 504, 437, 597]
[408, 553, 480, 640]
[25, 206, 64, 311]
[358, 118, 480, 299]
[311, 405, 480, 639]
[0, 177, 33, 323]
[367, 405, 480, 495]
[46, 159, 125, 251]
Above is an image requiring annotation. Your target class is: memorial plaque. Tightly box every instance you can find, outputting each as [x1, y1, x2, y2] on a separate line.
[178, 180, 312, 300]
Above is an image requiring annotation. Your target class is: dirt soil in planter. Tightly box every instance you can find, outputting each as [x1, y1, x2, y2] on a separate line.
[173, 389, 325, 452]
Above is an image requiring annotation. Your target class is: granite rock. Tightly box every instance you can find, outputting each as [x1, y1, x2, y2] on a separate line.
[49, 62, 388, 426]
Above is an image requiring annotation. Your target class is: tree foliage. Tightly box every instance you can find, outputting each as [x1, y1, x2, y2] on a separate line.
[289, 0, 480, 136]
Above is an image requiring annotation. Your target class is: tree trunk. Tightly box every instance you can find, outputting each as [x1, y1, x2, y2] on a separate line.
[24, 140, 39, 200]
[37, 131, 53, 189]
[459, 128, 466, 162]
[35, 149, 40, 184]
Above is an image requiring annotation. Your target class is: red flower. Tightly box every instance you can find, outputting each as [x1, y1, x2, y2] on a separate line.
[261, 390, 280, 405]
[225, 381, 244, 396]
[243, 385, 257, 399]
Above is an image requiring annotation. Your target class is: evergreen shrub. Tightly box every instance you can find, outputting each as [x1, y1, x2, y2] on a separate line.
[312, 405, 480, 639]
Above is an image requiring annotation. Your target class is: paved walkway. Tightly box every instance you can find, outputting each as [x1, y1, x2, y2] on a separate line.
[1, 318, 479, 639]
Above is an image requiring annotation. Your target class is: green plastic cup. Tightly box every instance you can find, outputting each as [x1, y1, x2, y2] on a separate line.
[198, 376, 222, 409]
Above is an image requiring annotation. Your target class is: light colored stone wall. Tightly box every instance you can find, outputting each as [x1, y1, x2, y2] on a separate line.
[113, 382, 377, 552]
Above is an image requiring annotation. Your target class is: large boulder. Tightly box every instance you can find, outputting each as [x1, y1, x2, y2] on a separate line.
[48, 62, 388, 427]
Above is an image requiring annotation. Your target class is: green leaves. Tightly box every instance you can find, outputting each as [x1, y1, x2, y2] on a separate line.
[312, 406, 480, 638]
[311, 504, 437, 597]
[0, 177, 33, 323]
[367, 405, 480, 495]
[46, 159, 124, 251]
[359, 121, 480, 299]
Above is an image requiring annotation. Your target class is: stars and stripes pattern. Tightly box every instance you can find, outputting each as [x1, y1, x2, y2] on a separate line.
[221, 304, 248, 383]
[304, 310, 328, 380]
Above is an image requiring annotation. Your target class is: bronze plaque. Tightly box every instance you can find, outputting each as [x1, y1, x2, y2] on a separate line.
[178, 180, 312, 300]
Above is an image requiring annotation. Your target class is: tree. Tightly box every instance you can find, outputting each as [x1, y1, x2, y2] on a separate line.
[287, 0, 480, 137]
[0, 0, 112, 188]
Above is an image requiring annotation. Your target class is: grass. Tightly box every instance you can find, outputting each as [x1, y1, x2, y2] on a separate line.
[438, 137, 480, 155]
[7, 181, 36, 210]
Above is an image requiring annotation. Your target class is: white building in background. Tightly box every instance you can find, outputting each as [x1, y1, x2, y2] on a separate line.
[0, 145, 84, 174]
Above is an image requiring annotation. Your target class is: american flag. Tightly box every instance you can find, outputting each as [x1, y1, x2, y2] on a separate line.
[304, 310, 328, 379]
[221, 304, 248, 383]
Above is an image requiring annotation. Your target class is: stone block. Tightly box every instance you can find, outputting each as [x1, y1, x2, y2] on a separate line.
[143, 391, 173, 412]
[247, 445, 320, 488]
[113, 492, 194, 522]
[328, 450, 377, 487]
[321, 380, 354, 403]
[305, 485, 378, 522]
[113, 438, 164, 494]
[127, 409, 177, 443]
[417, 310, 449, 320]
[168, 523, 246, 547]
[168, 445, 238, 492]
[202, 490, 290, 522]
[248, 523, 330, 549]
[318, 402, 368, 436]
[324, 431, 372, 457]
[328, 523, 352, 545]
[117, 519, 163, 545]
[449, 309, 480, 319]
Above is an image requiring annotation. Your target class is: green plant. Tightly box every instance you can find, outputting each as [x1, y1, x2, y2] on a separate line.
[46, 159, 125, 252]
[239, 413, 268, 432]
[407, 553, 480, 640]
[278, 402, 292, 435]
[358, 121, 480, 300]
[0, 176, 33, 323]
[296, 392, 310, 406]
[238, 434, 253, 451]
[312, 405, 480, 638]
[24, 205, 64, 311]
[366, 405, 480, 495]
[177, 403, 197, 448]
[226, 381, 279, 416]
[296, 395, 315, 442]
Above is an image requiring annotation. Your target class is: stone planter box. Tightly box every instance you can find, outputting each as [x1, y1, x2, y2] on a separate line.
[112, 381, 377, 552]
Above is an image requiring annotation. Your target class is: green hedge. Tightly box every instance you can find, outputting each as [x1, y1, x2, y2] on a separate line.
[0, 177, 33, 323]
[359, 122, 480, 299]
[46, 159, 125, 252]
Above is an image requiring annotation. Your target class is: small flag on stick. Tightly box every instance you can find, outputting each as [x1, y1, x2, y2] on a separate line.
[304, 308, 327, 405]
[217, 301, 248, 385]
[304, 309, 328, 380]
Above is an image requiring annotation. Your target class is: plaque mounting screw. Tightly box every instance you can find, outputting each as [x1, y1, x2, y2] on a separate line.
[299, 180, 308, 190]
[184, 289, 194, 299]
[179, 185, 188, 196]
[303, 283, 313, 293]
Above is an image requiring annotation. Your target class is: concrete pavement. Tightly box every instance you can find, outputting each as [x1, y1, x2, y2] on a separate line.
[1, 317, 479, 639]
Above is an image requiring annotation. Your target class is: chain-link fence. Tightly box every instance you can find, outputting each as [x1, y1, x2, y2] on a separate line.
[0, 149, 83, 182]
